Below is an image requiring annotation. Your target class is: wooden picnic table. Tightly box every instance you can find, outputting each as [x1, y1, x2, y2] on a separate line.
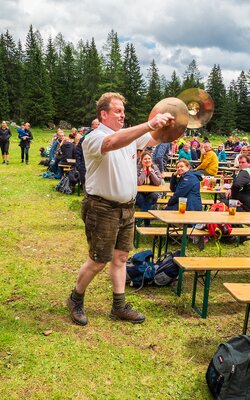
[173, 257, 250, 318]
[223, 283, 250, 334]
[138, 183, 227, 203]
[219, 166, 238, 177]
[162, 171, 233, 182]
[148, 210, 249, 253]
[137, 184, 170, 193]
[148, 210, 250, 295]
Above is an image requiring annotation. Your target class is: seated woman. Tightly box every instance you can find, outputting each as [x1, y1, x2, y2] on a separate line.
[136, 151, 162, 226]
[165, 158, 202, 211]
[224, 154, 250, 212]
[215, 143, 227, 163]
[178, 142, 192, 161]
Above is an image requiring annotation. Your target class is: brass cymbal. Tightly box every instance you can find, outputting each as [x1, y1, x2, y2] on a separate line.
[177, 88, 214, 129]
[148, 97, 189, 143]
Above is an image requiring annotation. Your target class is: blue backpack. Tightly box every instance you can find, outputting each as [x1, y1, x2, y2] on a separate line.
[126, 250, 155, 289]
[126, 250, 181, 289]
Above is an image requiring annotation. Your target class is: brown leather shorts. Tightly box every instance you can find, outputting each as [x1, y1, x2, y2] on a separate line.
[81, 195, 135, 263]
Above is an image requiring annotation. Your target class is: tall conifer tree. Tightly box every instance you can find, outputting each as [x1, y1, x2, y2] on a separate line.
[182, 59, 204, 90]
[164, 70, 182, 97]
[236, 71, 250, 132]
[0, 31, 22, 121]
[23, 25, 53, 125]
[80, 38, 102, 124]
[218, 84, 237, 135]
[57, 42, 76, 123]
[206, 64, 225, 132]
[122, 43, 146, 125]
[45, 37, 58, 120]
[0, 44, 10, 119]
[101, 30, 124, 93]
[146, 59, 161, 114]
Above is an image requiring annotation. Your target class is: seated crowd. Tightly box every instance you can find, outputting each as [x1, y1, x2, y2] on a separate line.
[134, 133, 250, 220]
[40, 127, 250, 219]
[41, 119, 100, 182]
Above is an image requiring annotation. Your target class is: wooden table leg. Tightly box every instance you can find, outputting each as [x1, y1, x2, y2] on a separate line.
[243, 303, 250, 334]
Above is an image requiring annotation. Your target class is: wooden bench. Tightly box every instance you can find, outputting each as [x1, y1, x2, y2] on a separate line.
[134, 211, 155, 220]
[173, 257, 250, 318]
[223, 283, 250, 334]
[58, 163, 71, 172]
[157, 198, 215, 210]
[135, 225, 250, 255]
[134, 211, 156, 247]
[136, 226, 208, 256]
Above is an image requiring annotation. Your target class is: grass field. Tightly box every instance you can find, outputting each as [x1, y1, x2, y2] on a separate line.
[0, 128, 249, 400]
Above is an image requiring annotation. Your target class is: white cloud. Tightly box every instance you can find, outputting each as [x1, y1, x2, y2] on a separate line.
[1, 0, 249, 87]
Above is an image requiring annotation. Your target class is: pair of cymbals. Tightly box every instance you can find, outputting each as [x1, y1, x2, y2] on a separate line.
[148, 88, 214, 143]
[178, 88, 214, 129]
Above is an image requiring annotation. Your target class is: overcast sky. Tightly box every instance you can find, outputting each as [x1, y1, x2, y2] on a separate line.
[1, 0, 250, 87]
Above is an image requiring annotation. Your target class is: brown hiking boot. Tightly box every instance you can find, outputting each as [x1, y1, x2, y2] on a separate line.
[67, 296, 88, 326]
[110, 303, 145, 324]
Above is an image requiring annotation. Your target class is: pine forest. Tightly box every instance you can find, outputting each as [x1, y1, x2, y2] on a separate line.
[0, 26, 250, 134]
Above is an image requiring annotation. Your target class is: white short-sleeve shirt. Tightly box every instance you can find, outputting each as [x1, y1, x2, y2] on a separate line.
[83, 123, 151, 203]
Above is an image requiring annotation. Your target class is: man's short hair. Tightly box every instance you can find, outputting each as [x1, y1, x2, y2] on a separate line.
[238, 154, 250, 163]
[96, 92, 126, 121]
[176, 158, 191, 168]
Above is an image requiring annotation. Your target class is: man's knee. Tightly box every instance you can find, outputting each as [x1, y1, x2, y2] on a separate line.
[88, 257, 106, 272]
[119, 254, 128, 264]
[112, 251, 128, 267]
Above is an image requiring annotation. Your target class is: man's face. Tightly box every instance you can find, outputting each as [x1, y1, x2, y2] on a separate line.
[241, 147, 248, 155]
[57, 131, 65, 141]
[92, 119, 100, 130]
[238, 157, 250, 170]
[101, 98, 125, 131]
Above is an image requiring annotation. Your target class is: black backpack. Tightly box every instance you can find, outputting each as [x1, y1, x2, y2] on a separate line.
[154, 250, 181, 286]
[55, 176, 73, 195]
[206, 334, 250, 399]
[68, 168, 79, 186]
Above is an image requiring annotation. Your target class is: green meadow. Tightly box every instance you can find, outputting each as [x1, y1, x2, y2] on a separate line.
[0, 128, 249, 399]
